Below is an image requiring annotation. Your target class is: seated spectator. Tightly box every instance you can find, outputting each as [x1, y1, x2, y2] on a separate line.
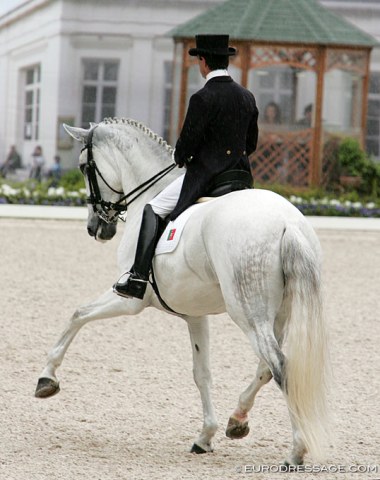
[297, 104, 313, 127]
[29, 145, 45, 182]
[48, 155, 62, 186]
[263, 101, 282, 125]
[0, 145, 22, 178]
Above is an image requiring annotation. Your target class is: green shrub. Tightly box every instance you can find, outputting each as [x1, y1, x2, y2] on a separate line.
[337, 138, 380, 197]
[58, 168, 85, 190]
[338, 137, 367, 177]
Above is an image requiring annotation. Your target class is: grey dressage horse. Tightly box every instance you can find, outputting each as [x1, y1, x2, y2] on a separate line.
[35, 118, 330, 466]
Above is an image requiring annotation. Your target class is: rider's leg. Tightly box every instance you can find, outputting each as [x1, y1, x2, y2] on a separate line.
[113, 174, 185, 300]
[149, 173, 185, 218]
[113, 204, 160, 299]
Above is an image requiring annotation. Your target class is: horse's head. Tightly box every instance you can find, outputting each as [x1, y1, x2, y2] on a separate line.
[64, 123, 123, 242]
[64, 118, 178, 242]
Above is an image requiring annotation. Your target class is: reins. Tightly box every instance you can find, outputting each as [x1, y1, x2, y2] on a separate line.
[82, 126, 176, 223]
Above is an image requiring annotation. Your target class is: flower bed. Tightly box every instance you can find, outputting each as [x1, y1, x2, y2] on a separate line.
[289, 195, 380, 218]
[0, 183, 87, 207]
[1, 180, 380, 217]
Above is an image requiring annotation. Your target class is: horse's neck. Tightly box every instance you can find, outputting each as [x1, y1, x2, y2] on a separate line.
[119, 126, 180, 208]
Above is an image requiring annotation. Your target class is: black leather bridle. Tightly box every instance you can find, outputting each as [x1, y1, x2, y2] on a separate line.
[81, 126, 176, 224]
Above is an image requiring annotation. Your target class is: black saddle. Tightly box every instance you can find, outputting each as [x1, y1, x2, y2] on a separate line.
[207, 169, 253, 197]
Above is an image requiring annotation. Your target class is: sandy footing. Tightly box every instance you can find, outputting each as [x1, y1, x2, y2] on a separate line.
[0, 218, 379, 479]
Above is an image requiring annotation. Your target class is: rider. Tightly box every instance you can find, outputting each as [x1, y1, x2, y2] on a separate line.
[113, 34, 259, 300]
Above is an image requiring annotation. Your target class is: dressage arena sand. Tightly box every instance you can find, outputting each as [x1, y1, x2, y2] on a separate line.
[0, 218, 379, 480]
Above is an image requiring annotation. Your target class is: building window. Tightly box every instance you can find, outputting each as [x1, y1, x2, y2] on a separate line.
[250, 66, 294, 125]
[366, 72, 380, 159]
[24, 65, 41, 140]
[81, 60, 119, 127]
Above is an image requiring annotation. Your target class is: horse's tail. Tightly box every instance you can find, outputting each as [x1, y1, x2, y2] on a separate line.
[280, 224, 330, 461]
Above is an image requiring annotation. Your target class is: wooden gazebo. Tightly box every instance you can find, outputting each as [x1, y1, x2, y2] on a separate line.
[169, 0, 378, 186]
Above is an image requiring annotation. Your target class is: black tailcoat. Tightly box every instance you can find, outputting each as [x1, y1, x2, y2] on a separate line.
[171, 76, 258, 220]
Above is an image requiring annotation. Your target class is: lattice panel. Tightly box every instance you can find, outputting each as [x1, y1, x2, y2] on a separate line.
[250, 46, 318, 71]
[250, 130, 313, 186]
[326, 49, 367, 75]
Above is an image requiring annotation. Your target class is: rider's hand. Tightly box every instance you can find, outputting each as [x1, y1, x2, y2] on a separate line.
[173, 148, 191, 168]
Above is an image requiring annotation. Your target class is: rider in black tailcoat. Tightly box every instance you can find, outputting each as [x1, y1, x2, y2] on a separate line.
[171, 43, 258, 219]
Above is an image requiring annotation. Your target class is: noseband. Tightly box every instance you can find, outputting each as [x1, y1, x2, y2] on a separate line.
[81, 126, 176, 224]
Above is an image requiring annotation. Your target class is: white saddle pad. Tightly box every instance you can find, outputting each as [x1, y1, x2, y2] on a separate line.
[155, 203, 204, 255]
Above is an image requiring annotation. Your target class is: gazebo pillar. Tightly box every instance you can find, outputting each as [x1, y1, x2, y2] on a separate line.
[310, 46, 327, 186]
[240, 43, 250, 88]
[177, 40, 191, 136]
[360, 50, 371, 149]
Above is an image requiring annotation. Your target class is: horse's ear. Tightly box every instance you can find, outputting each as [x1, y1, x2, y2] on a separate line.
[63, 124, 90, 143]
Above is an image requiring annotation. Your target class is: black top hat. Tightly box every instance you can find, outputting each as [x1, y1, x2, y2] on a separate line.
[189, 34, 236, 57]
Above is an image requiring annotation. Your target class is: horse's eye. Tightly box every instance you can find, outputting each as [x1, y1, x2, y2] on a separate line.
[79, 164, 87, 174]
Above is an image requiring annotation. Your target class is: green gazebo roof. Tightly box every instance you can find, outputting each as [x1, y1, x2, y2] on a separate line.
[170, 0, 378, 47]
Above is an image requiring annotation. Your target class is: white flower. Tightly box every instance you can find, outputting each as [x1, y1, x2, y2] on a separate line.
[366, 202, 375, 209]
[0, 184, 19, 196]
[329, 199, 341, 206]
[67, 191, 79, 198]
[344, 200, 352, 207]
[352, 202, 362, 209]
[290, 196, 304, 204]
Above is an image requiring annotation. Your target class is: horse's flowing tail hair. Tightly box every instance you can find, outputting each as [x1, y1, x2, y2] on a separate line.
[281, 225, 330, 461]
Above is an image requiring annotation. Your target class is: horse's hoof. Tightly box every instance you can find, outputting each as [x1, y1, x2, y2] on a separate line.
[225, 416, 250, 439]
[35, 377, 60, 398]
[190, 443, 209, 454]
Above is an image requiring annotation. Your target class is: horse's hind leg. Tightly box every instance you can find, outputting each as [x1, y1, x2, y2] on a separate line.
[186, 316, 218, 453]
[35, 289, 143, 398]
[226, 359, 272, 439]
[224, 291, 287, 438]
[226, 303, 308, 465]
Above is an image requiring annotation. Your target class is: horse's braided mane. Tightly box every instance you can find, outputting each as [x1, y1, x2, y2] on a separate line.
[102, 117, 174, 155]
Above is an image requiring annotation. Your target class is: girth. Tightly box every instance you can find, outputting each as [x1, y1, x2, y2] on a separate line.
[207, 169, 253, 197]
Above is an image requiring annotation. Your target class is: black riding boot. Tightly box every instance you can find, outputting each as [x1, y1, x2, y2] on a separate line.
[113, 204, 160, 299]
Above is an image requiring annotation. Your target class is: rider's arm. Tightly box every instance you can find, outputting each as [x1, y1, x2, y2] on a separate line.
[246, 104, 259, 157]
[174, 93, 208, 167]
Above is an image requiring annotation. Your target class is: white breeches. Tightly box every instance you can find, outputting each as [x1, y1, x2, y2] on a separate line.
[149, 173, 185, 219]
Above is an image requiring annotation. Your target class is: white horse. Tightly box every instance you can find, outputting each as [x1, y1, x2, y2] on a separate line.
[35, 118, 330, 466]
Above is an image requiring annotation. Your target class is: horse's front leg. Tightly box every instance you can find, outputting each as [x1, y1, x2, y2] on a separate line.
[35, 289, 144, 398]
[186, 316, 218, 454]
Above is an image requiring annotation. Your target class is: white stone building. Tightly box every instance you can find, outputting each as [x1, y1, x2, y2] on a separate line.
[0, 0, 379, 170]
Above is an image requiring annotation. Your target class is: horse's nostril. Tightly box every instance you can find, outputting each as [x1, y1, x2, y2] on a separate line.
[87, 227, 96, 237]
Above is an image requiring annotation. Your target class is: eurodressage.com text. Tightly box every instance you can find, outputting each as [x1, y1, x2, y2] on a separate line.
[235, 464, 379, 474]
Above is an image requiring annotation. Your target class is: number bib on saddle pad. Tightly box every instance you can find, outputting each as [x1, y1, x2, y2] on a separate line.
[155, 203, 205, 255]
